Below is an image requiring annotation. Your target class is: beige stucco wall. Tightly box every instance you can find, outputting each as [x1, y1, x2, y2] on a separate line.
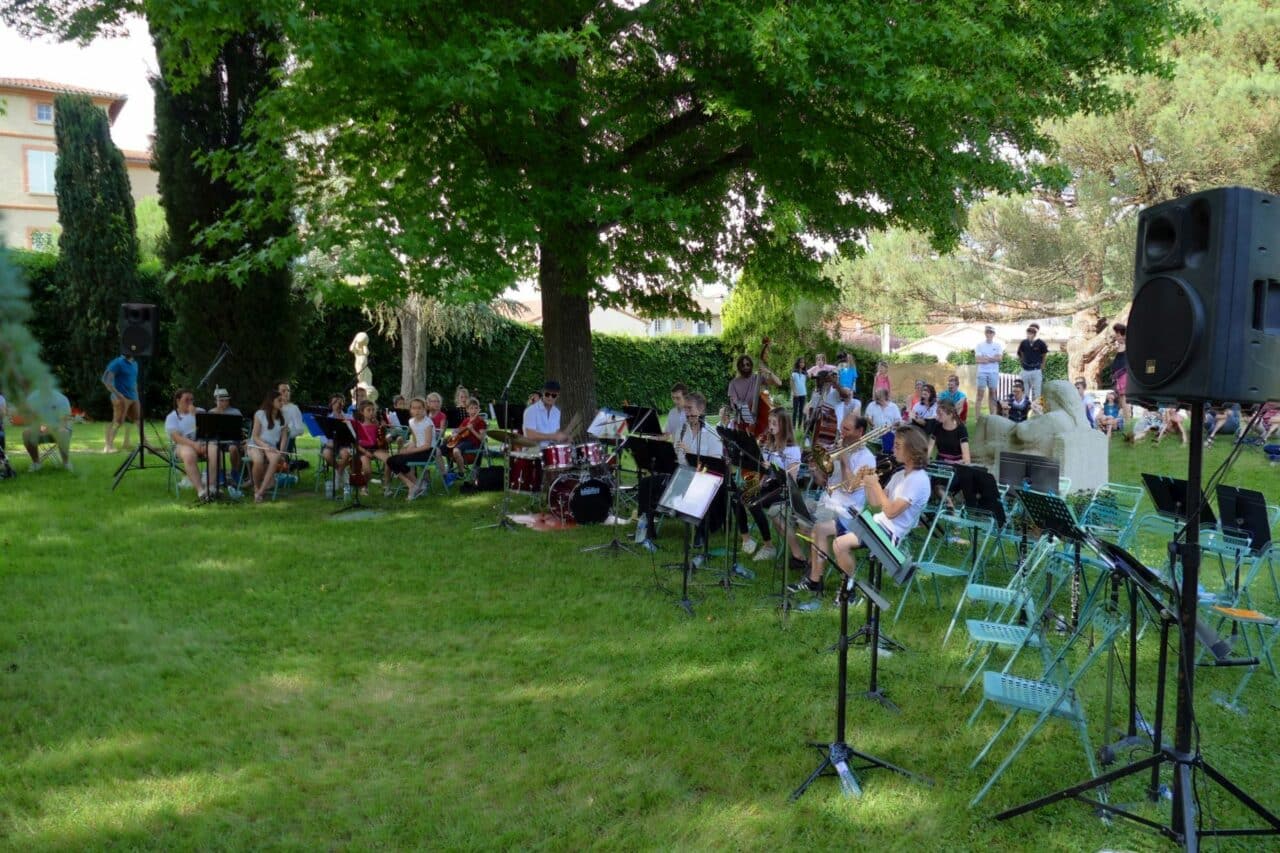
[2, 89, 158, 249]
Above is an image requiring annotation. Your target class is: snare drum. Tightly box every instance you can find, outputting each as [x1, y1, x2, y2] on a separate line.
[548, 474, 613, 525]
[574, 441, 606, 469]
[542, 443, 575, 472]
[509, 451, 544, 493]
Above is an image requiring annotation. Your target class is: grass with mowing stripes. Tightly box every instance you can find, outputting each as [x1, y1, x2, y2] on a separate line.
[0, 422, 1276, 850]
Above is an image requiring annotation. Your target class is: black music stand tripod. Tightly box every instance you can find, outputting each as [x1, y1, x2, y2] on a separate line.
[791, 571, 930, 801]
[657, 467, 723, 617]
[582, 421, 637, 557]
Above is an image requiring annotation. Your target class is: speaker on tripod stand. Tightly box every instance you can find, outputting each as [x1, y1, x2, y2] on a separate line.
[995, 186, 1280, 848]
[112, 303, 169, 489]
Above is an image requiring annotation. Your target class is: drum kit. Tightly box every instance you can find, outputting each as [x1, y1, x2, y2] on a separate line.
[490, 425, 620, 525]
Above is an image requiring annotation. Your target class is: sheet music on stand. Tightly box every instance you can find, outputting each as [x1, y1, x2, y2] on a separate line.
[847, 510, 914, 586]
[1016, 488, 1085, 542]
[622, 405, 660, 435]
[658, 466, 723, 524]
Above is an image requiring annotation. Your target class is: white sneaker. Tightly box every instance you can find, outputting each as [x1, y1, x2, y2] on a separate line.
[754, 544, 777, 562]
[324, 481, 334, 499]
[178, 477, 193, 490]
[62, 461, 73, 472]
[741, 537, 758, 555]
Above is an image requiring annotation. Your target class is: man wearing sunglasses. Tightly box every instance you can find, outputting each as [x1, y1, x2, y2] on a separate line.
[523, 380, 570, 446]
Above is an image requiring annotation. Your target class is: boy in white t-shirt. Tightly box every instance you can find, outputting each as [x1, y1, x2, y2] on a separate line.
[975, 324, 1004, 414]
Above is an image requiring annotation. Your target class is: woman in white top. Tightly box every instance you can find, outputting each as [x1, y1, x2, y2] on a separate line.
[386, 397, 436, 500]
[790, 424, 931, 595]
[790, 358, 808, 428]
[249, 389, 290, 503]
[166, 388, 215, 501]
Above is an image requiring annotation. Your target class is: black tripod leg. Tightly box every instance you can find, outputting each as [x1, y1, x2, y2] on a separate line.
[1195, 759, 1280, 833]
[844, 746, 930, 785]
[994, 753, 1164, 821]
[789, 749, 836, 801]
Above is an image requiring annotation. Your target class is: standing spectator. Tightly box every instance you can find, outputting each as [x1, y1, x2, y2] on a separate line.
[101, 351, 140, 453]
[938, 375, 969, 422]
[790, 358, 808, 427]
[974, 324, 1003, 414]
[865, 388, 901, 431]
[873, 360, 891, 397]
[806, 352, 833, 381]
[836, 351, 858, 400]
[1016, 323, 1049, 401]
[21, 385, 73, 471]
[1004, 379, 1032, 423]
[1110, 323, 1129, 417]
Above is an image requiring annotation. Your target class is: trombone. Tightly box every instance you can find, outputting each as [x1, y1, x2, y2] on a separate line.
[810, 423, 893, 477]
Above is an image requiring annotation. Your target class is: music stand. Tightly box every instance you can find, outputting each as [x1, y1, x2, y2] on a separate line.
[791, 547, 930, 801]
[446, 406, 465, 430]
[195, 413, 243, 501]
[715, 427, 765, 590]
[1216, 485, 1269, 553]
[953, 464, 1006, 528]
[320, 416, 363, 514]
[658, 466, 723, 616]
[998, 451, 1061, 494]
[622, 405, 660, 435]
[1141, 473, 1218, 526]
[628, 434, 676, 476]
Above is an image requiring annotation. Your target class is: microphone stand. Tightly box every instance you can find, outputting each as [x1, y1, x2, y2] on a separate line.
[498, 339, 532, 438]
[196, 343, 231, 390]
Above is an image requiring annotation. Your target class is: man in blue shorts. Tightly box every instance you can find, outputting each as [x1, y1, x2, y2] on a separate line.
[102, 352, 140, 452]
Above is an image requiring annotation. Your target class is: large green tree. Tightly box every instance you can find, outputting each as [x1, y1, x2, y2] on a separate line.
[831, 0, 1280, 386]
[7, 1, 1194, 422]
[153, 27, 299, 402]
[52, 92, 140, 412]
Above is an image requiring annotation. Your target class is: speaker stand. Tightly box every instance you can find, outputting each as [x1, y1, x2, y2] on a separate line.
[112, 358, 169, 490]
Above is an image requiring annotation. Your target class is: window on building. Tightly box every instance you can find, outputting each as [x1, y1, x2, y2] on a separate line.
[694, 321, 710, 336]
[35, 103, 54, 123]
[29, 230, 56, 252]
[26, 150, 57, 194]
[652, 318, 667, 334]
[672, 319, 686, 331]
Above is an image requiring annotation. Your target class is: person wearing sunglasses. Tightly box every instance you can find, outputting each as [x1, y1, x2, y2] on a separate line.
[522, 379, 569, 446]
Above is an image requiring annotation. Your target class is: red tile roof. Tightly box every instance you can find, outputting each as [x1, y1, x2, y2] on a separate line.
[0, 77, 128, 122]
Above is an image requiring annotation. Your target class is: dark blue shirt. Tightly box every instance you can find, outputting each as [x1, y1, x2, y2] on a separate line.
[1016, 338, 1048, 371]
[106, 355, 138, 399]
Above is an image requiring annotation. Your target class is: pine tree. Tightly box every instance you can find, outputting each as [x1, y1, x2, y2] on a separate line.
[154, 28, 298, 405]
[53, 93, 140, 413]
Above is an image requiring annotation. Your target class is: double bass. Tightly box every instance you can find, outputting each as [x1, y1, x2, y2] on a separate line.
[751, 337, 773, 439]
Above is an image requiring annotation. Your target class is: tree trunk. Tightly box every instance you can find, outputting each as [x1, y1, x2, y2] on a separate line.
[539, 227, 597, 434]
[399, 302, 419, 398]
[1067, 303, 1105, 385]
[1072, 301, 1132, 389]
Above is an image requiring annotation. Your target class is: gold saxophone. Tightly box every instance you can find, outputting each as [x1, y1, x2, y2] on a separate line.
[811, 423, 893, 478]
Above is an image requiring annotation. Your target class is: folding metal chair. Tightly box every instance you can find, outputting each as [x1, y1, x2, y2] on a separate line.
[1210, 599, 1280, 714]
[893, 511, 996, 626]
[969, 603, 1128, 807]
[1078, 482, 1145, 547]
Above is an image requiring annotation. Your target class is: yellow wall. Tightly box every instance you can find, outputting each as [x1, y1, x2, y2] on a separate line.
[1, 89, 157, 250]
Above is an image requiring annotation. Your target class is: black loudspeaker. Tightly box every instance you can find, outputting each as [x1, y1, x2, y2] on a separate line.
[119, 303, 158, 358]
[1127, 187, 1280, 404]
[474, 466, 505, 492]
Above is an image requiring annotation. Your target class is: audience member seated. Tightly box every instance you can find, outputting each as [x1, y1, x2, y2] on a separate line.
[166, 388, 219, 501]
[929, 401, 970, 464]
[938, 375, 969, 422]
[21, 386, 73, 472]
[1002, 379, 1031, 423]
[249, 389, 290, 503]
[1096, 391, 1124, 437]
[450, 398, 487, 483]
[1204, 402, 1241, 446]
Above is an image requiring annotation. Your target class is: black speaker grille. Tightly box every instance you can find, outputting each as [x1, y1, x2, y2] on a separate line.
[1127, 275, 1202, 388]
[122, 325, 151, 355]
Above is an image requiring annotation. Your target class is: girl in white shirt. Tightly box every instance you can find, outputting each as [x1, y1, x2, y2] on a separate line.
[386, 397, 436, 499]
[249, 389, 290, 503]
[791, 424, 931, 595]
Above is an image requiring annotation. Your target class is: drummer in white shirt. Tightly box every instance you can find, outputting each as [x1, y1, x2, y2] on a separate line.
[165, 388, 217, 501]
[522, 380, 570, 446]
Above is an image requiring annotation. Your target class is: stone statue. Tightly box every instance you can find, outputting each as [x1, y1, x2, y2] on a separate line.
[349, 332, 377, 403]
[970, 379, 1108, 492]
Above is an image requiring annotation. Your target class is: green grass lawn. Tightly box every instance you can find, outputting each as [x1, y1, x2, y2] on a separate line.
[1, 423, 1277, 850]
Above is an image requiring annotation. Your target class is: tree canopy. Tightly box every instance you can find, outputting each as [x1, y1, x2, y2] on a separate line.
[830, 0, 1278, 384]
[7, 0, 1196, 419]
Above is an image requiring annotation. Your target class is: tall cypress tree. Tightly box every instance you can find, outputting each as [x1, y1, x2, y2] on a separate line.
[53, 93, 140, 413]
[154, 29, 297, 405]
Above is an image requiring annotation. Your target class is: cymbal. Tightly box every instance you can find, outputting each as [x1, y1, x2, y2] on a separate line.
[488, 428, 517, 442]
